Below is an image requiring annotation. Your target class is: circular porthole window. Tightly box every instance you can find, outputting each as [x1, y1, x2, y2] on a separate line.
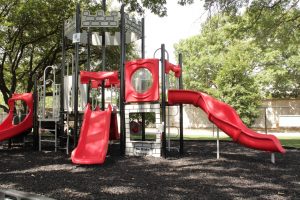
[131, 68, 153, 93]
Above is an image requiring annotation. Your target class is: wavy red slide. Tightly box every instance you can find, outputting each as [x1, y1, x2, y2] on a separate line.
[0, 93, 33, 142]
[71, 104, 112, 165]
[168, 89, 285, 153]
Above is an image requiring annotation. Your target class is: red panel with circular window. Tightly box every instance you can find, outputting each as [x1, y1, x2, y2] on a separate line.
[125, 59, 159, 103]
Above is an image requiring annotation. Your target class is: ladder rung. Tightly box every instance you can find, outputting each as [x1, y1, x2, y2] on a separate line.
[40, 129, 56, 131]
[40, 140, 56, 143]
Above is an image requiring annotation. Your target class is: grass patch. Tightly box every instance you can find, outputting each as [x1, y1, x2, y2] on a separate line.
[132, 132, 300, 149]
[279, 139, 300, 149]
[175, 135, 300, 149]
[180, 136, 231, 141]
[130, 133, 156, 141]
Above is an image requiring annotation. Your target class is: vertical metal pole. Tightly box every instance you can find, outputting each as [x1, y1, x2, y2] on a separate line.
[141, 114, 146, 141]
[33, 75, 39, 150]
[8, 139, 12, 148]
[166, 72, 170, 150]
[161, 44, 167, 158]
[101, 0, 106, 111]
[73, 3, 80, 147]
[60, 22, 66, 136]
[87, 29, 91, 72]
[141, 18, 145, 58]
[119, 4, 126, 156]
[38, 121, 41, 151]
[87, 29, 91, 101]
[217, 127, 220, 159]
[55, 122, 57, 152]
[178, 53, 184, 156]
[271, 153, 275, 164]
[141, 17, 146, 141]
[265, 107, 268, 134]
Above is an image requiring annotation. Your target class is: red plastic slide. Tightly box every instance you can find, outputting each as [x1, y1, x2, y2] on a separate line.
[0, 93, 33, 142]
[168, 89, 285, 153]
[71, 104, 112, 165]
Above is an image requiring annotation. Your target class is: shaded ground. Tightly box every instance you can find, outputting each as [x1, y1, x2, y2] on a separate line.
[0, 141, 299, 200]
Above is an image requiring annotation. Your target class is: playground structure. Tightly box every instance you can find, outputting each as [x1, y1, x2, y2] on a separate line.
[0, 2, 286, 166]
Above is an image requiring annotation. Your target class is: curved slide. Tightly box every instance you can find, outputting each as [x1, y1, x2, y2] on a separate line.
[71, 104, 112, 165]
[168, 89, 285, 153]
[0, 93, 33, 142]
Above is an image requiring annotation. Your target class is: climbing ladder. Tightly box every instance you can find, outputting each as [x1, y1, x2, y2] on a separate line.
[38, 66, 61, 152]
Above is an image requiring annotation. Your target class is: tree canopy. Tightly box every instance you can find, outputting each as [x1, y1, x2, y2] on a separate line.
[175, 1, 300, 125]
[1, 0, 299, 122]
[0, 0, 72, 111]
[0, 0, 138, 111]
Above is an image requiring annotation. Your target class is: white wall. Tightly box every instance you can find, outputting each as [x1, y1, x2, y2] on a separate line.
[168, 99, 300, 129]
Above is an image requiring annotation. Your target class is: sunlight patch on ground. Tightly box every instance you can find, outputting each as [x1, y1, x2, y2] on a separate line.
[53, 188, 91, 199]
[0, 164, 74, 175]
[183, 174, 202, 180]
[212, 176, 286, 190]
[0, 183, 17, 189]
[155, 171, 179, 176]
[259, 194, 286, 200]
[70, 166, 95, 173]
[101, 186, 142, 195]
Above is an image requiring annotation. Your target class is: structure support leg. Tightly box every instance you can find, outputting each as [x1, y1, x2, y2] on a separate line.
[271, 153, 275, 164]
[217, 128, 220, 159]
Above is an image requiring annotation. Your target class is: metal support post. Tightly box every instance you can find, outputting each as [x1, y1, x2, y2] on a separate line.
[142, 114, 146, 141]
[38, 121, 41, 151]
[141, 17, 145, 58]
[178, 53, 184, 155]
[265, 107, 268, 134]
[73, 3, 80, 147]
[271, 153, 275, 164]
[101, 0, 106, 111]
[55, 122, 57, 152]
[119, 4, 126, 156]
[87, 28, 91, 100]
[60, 22, 66, 136]
[141, 17, 146, 141]
[161, 44, 167, 158]
[33, 75, 39, 150]
[217, 127, 220, 159]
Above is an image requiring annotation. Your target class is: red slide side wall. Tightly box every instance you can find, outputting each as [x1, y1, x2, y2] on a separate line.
[71, 104, 112, 165]
[168, 89, 285, 154]
[0, 93, 33, 141]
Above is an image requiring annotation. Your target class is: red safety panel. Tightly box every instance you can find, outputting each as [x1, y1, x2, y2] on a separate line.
[90, 79, 120, 89]
[125, 59, 159, 103]
[165, 61, 181, 77]
[80, 71, 119, 85]
[90, 80, 100, 89]
[105, 79, 120, 88]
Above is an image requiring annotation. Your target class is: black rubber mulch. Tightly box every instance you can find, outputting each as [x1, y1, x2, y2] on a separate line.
[0, 141, 299, 200]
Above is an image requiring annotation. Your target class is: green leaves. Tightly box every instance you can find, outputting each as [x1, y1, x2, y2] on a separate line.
[215, 41, 261, 125]
[174, 1, 300, 126]
[0, 0, 138, 110]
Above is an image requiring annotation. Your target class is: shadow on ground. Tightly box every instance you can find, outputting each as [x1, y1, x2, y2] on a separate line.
[0, 141, 299, 200]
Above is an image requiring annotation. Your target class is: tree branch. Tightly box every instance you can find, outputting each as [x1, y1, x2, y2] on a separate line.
[0, 104, 8, 113]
